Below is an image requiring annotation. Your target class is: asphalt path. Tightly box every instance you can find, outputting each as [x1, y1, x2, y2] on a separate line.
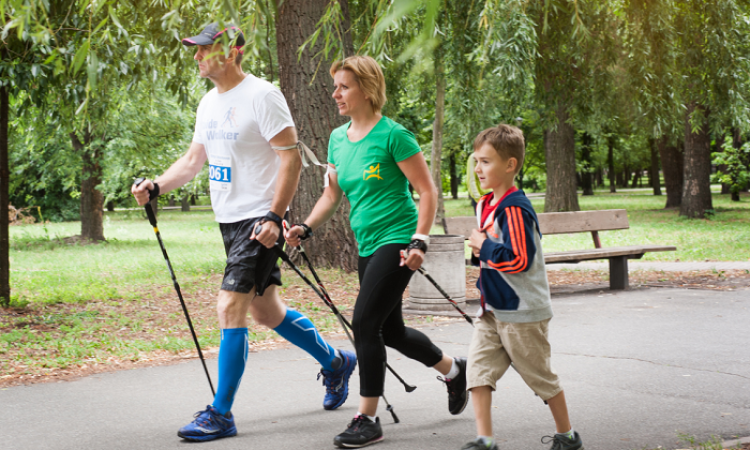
[2, 287, 749, 450]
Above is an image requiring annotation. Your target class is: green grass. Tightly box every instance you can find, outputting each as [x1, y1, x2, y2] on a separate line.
[9, 209, 226, 306]
[3, 192, 748, 381]
[443, 192, 750, 262]
[4, 211, 367, 378]
[7, 191, 750, 307]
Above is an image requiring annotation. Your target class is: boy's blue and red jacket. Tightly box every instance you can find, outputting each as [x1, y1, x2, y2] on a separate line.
[473, 190, 553, 323]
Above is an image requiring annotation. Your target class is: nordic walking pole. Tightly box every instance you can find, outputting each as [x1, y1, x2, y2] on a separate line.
[133, 178, 215, 397]
[263, 232, 401, 423]
[283, 224, 417, 393]
[401, 250, 474, 327]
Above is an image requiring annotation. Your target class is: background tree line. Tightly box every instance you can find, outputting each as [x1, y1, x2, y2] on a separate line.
[2, 0, 750, 306]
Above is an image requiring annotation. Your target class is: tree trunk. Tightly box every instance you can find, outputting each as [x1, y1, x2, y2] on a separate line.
[544, 106, 579, 212]
[168, 196, 176, 207]
[607, 137, 616, 193]
[0, 85, 9, 306]
[620, 165, 630, 188]
[449, 152, 459, 199]
[732, 128, 750, 195]
[276, 0, 357, 271]
[657, 136, 683, 208]
[736, 129, 745, 202]
[337, 0, 355, 57]
[580, 132, 594, 196]
[649, 138, 662, 195]
[71, 131, 105, 241]
[181, 195, 190, 212]
[735, 128, 749, 193]
[430, 39, 446, 223]
[680, 103, 713, 218]
[630, 169, 640, 189]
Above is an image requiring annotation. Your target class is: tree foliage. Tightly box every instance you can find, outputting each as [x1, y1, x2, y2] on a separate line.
[2, 0, 750, 297]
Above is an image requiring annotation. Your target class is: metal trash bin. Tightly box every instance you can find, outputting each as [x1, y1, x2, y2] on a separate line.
[406, 235, 467, 312]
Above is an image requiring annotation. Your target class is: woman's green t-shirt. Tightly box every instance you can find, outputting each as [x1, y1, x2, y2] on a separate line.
[328, 116, 421, 257]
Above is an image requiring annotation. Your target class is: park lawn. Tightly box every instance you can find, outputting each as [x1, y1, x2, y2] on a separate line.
[443, 192, 750, 263]
[2, 210, 440, 384]
[3, 190, 749, 385]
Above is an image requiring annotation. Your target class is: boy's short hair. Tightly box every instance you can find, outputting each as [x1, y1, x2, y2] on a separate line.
[330, 55, 387, 112]
[473, 124, 525, 174]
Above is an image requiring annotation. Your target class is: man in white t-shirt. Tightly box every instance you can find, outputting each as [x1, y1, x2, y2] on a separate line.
[131, 23, 356, 443]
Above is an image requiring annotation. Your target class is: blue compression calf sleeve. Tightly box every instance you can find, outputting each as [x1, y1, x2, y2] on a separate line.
[273, 309, 338, 371]
[212, 328, 248, 415]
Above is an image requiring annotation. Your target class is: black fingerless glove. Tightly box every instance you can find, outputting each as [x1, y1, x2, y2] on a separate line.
[407, 239, 428, 254]
[296, 223, 313, 240]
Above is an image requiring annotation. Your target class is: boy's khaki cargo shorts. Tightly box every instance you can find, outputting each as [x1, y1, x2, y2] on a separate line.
[466, 313, 562, 401]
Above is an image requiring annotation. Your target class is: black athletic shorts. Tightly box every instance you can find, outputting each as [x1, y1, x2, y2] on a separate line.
[219, 216, 284, 296]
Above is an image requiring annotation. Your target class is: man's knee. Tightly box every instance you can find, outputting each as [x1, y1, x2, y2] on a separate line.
[247, 286, 285, 328]
[216, 289, 255, 328]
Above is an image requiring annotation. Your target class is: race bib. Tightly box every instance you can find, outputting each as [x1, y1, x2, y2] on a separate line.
[209, 156, 232, 192]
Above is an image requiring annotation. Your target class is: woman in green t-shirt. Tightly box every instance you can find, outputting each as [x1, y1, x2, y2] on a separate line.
[286, 56, 467, 448]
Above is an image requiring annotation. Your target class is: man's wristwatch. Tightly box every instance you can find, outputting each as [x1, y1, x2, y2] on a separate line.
[264, 211, 283, 229]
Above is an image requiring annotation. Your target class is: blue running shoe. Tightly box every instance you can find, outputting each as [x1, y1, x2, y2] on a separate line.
[318, 349, 357, 410]
[177, 405, 237, 442]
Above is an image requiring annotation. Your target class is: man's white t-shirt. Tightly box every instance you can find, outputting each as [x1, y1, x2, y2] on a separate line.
[193, 75, 295, 223]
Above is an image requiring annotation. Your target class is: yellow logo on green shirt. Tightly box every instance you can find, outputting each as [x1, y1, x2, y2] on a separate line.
[363, 164, 383, 180]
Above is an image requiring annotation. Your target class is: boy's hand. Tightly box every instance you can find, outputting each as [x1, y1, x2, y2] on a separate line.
[468, 229, 487, 258]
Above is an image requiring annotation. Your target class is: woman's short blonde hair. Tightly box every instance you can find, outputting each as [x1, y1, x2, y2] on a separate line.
[330, 55, 387, 112]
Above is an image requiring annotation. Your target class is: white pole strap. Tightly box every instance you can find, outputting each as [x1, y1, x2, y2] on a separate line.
[272, 141, 326, 168]
[272, 141, 330, 187]
[297, 141, 327, 169]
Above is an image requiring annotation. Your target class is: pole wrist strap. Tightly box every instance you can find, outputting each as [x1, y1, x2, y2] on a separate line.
[149, 183, 160, 201]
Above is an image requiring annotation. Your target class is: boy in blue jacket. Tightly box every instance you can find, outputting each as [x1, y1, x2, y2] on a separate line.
[462, 124, 584, 450]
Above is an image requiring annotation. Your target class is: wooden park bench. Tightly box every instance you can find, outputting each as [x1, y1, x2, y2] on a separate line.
[444, 209, 676, 290]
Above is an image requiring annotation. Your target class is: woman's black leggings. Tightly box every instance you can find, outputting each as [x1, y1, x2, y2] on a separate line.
[352, 243, 444, 397]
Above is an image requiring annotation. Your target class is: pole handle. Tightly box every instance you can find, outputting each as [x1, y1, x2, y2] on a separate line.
[133, 177, 158, 227]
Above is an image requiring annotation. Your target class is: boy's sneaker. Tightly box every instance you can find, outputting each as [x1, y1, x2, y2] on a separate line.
[177, 405, 237, 441]
[437, 357, 469, 415]
[333, 415, 384, 448]
[542, 431, 584, 450]
[460, 437, 499, 450]
[319, 349, 357, 410]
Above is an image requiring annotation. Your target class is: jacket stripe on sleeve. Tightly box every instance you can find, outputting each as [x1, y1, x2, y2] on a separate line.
[487, 206, 528, 273]
[508, 207, 528, 273]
